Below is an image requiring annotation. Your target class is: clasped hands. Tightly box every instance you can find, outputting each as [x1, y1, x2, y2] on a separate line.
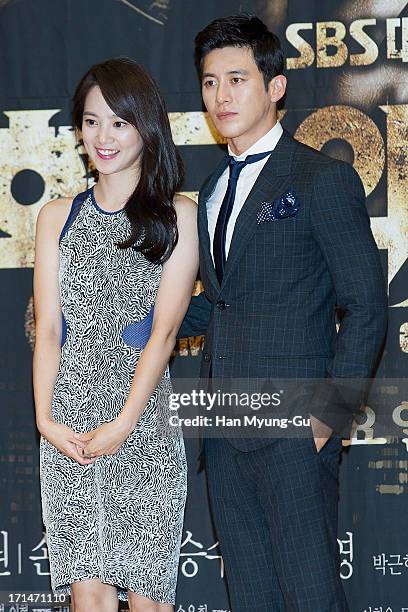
[40, 415, 135, 466]
[41, 413, 330, 464]
[73, 416, 135, 462]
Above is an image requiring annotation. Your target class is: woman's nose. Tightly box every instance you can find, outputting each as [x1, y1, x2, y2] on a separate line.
[97, 124, 113, 145]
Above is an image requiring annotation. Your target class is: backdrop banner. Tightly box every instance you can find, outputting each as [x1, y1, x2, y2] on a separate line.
[0, 1, 407, 611]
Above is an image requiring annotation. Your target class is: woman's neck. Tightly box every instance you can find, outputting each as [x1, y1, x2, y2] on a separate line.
[94, 167, 140, 211]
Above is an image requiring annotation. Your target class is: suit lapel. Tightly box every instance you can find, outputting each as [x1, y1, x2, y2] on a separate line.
[221, 131, 297, 288]
[198, 154, 229, 293]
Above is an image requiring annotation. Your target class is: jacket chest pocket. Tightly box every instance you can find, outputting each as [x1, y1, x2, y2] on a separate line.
[250, 217, 300, 256]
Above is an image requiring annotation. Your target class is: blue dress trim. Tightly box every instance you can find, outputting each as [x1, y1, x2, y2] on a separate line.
[59, 189, 90, 243]
[122, 306, 154, 349]
[61, 312, 67, 348]
[59, 189, 91, 345]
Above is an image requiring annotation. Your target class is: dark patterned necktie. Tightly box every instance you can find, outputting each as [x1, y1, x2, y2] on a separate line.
[213, 150, 273, 283]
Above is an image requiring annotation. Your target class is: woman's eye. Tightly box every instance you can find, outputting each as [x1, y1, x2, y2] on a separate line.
[203, 80, 216, 88]
[114, 121, 127, 128]
[84, 119, 97, 126]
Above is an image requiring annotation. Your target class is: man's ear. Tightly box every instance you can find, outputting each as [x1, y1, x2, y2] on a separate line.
[268, 75, 287, 103]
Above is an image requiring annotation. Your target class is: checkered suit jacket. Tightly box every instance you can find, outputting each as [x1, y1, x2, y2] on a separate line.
[179, 129, 387, 442]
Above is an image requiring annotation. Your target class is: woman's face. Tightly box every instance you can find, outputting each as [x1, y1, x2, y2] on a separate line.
[81, 85, 143, 176]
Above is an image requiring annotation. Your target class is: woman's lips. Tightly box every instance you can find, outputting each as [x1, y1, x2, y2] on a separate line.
[96, 148, 120, 160]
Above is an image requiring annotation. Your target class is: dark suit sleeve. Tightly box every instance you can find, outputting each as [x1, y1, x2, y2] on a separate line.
[176, 292, 212, 339]
[309, 160, 388, 434]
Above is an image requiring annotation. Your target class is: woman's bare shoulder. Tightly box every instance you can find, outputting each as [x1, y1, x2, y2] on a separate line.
[36, 197, 74, 233]
[174, 193, 197, 208]
[173, 194, 197, 223]
[39, 197, 73, 218]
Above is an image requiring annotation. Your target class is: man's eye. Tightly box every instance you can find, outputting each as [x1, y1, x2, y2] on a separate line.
[231, 77, 243, 84]
[203, 80, 216, 87]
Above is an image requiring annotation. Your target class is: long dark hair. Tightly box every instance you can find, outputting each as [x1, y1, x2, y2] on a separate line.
[72, 57, 183, 264]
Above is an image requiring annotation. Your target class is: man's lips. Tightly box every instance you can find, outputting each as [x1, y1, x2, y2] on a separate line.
[216, 112, 238, 120]
[95, 148, 120, 160]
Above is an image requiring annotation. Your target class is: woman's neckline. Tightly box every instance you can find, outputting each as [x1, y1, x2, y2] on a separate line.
[90, 187, 125, 215]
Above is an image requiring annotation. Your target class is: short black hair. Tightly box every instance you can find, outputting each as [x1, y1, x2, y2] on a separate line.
[194, 13, 284, 89]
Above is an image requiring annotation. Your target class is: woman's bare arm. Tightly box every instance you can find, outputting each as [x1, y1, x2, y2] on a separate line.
[33, 198, 92, 465]
[33, 199, 67, 429]
[75, 195, 199, 456]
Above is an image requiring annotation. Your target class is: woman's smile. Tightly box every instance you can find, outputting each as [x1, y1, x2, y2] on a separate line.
[95, 147, 120, 160]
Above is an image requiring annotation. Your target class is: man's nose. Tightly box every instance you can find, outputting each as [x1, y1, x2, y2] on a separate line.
[216, 82, 231, 105]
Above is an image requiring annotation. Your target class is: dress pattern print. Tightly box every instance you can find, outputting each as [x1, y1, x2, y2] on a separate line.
[39, 189, 187, 603]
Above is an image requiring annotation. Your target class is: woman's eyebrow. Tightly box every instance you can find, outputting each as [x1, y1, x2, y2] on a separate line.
[83, 111, 119, 117]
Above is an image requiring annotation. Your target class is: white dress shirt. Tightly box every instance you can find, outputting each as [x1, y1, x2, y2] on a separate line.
[206, 121, 283, 261]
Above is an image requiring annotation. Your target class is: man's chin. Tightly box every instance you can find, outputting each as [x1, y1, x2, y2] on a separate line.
[213, 124, 242, 141]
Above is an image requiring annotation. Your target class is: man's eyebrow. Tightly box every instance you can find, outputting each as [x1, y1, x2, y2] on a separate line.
[202, 69, 250, 78]
[227, 69, 249, 75]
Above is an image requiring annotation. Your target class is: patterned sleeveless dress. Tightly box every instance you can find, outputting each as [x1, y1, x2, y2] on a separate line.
[39, 187, 187, 604]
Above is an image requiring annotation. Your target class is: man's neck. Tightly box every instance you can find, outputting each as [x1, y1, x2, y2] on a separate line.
[228, 117, 278, 156]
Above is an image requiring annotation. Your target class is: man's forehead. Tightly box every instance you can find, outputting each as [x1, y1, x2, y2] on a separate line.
[202, 46, 256, 72]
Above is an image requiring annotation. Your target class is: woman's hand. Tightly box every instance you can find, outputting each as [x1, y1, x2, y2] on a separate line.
[73, 417, 135, 459]
[39, 419, 96, 466]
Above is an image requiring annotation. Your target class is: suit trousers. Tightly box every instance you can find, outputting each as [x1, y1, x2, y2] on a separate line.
[204, 434, 349, 611]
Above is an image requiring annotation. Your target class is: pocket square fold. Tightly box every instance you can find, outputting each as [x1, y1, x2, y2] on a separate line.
[257, 189, 299, 224]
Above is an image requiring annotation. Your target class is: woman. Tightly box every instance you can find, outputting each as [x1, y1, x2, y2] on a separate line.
[33, 57, 198, 612]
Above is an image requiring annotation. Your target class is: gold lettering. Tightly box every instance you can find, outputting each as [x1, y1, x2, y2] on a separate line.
[393, 402, 408, 434]
[350, 19, 378, 66]
[316, 21, 348, 68]
[0, 110, 86, 268]
[400, 323, 408, 352]
[295, 104, 408, 295]
[294, 105, 384, 196]
[285, 23, 315, 69]
[342, 406, 387, 446]
[386, 17, 408, 62]
[377, 105, 408, 302]
[169, 112, 225, 145]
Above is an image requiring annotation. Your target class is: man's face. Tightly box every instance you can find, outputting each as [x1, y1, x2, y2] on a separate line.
[201, 46, 285, 152]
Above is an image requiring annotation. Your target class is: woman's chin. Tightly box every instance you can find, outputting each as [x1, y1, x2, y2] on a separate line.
[94, 162, 122, 175]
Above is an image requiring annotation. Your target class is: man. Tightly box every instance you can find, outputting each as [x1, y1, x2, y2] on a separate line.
[179, 13, 387, 611]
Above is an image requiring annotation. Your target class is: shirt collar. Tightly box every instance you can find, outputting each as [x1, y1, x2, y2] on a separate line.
[228, 121, 283, 161]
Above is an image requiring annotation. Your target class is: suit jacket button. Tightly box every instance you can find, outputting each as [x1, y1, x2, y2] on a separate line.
[217, 300, 226, 310]
[204, 353, 211, 362]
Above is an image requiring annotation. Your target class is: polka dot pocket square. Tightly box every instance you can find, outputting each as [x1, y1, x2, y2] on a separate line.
[256, 189, 299, 224]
